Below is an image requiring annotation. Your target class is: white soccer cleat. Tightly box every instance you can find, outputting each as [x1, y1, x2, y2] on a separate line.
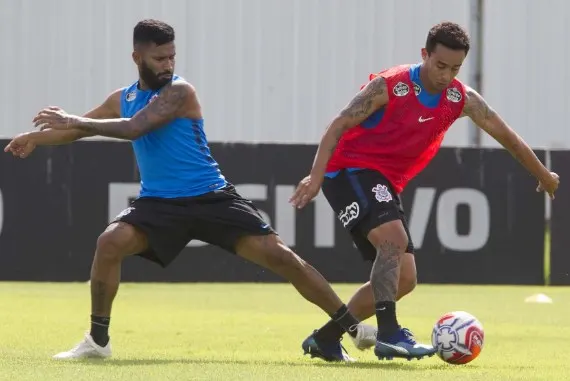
[52, 333, 112, 360]
[349, 323, 378, 350]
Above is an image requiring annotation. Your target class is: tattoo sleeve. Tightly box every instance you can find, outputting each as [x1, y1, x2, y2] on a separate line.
[340, 76, 387, 121]
[327, 77, 386, 154]
[74, 83, 190, 140]
[370, 240, 402, 302]
[309, 76, 388, 177]
[463, 87, 550, 181]
[462, 87, 497, 125]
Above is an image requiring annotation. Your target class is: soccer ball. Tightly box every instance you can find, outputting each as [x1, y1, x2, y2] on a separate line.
[431, 311, 484, 365]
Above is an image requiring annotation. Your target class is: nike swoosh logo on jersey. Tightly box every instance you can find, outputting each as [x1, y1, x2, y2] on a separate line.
[418, 116, 434, 123]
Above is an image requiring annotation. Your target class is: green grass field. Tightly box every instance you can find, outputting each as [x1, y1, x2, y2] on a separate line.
[1, 283, 568, 381]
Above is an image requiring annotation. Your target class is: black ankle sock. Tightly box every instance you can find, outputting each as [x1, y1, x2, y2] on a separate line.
[314, 319, 346, 344]
[375, 301, 399, 340]
[90, 315, 110, 347]
[319, 304, 360, 340]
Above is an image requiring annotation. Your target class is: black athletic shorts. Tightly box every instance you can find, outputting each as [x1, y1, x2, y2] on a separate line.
[322, 168, 414, 261]
[111, 184, 275, 267]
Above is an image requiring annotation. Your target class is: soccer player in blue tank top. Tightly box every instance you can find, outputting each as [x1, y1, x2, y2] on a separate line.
[4, 19, 376, 360]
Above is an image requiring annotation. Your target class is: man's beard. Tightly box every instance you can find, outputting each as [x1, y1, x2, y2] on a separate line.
[139, 61, 173, 90]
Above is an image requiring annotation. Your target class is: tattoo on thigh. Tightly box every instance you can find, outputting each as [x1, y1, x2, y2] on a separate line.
[370, 240, 402, 302]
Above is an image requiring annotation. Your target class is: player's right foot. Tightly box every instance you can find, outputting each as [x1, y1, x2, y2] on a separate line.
[374, 327, 436, 361]
[52, 332, 112, 360]
[302, 330, 355, 362]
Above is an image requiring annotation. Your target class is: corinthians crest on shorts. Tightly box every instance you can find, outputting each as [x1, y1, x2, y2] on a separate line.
[372, 184, 393, 203]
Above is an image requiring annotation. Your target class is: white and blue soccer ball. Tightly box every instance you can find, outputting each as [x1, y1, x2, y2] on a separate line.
[431, 311, 484, 365]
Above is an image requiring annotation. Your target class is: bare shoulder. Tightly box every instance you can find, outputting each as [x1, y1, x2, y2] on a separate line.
[171, 79, 196, 93]
[361, 75, 388, 98]
[460, 85, 496, 122]
[106, 87, 125, 114]
[82, 87, 126, 119]
[160, 80, 196, 101]
[139, 80, 201, 120]
[166, 80, 201, 119]
[339, 75, 388, 120]
[109, 87, 126, 100]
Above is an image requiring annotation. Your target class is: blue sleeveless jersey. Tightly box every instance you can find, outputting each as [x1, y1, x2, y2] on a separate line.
[120, 75, 227, 198]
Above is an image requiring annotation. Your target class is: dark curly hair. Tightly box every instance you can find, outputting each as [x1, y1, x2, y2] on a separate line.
[426, 22, 470, 54]
[133, 19, 175, 48]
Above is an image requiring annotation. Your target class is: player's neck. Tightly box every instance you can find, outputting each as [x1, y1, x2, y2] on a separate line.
[137, 79, 152, 91]
[418, 64, 441, 95]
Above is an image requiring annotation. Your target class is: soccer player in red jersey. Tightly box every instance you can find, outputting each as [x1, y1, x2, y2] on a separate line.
[290, 22, 559, 362]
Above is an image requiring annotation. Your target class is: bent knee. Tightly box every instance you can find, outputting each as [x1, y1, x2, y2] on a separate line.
[96, 222, 148, 260]
[367, 220, 409, 254]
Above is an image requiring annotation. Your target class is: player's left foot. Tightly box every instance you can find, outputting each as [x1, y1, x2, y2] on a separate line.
[302, 330, 355, 362]
[52, 332, 112, 360]
[374, 327, 436, 361]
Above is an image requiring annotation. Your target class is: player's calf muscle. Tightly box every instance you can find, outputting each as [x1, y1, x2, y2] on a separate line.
[367, 222, 407, 302]
[236, 234, 343, 313]
[371, 242, 401, 301]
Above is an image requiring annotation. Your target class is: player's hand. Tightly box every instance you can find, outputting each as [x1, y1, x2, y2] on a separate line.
[536, 172, 559, 200]
[289, 175, 323, 209]
[4, 133, 37, 158]
[32, 106, 78, 131]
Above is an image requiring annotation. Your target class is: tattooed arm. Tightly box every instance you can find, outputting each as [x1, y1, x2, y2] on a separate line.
[74, 81, 194, 140]
[311, 76, 389, 179]
[462, 86, 559, 198]
[289, 76, 389, 208]
[33, 81, 196, 140]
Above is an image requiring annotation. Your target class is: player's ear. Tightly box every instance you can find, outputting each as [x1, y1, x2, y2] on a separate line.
[132, 51, 142, 66]
[421, 48, 428, 62]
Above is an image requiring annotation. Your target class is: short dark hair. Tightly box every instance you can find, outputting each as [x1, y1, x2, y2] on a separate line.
[426, 22, 470, 54]
[133, 19, 175, 47]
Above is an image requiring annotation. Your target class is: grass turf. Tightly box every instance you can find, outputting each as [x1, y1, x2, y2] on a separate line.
[0, 282, 568, 381]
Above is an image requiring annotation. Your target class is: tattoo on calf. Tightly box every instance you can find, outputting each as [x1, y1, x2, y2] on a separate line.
[370, 240, 402, 302]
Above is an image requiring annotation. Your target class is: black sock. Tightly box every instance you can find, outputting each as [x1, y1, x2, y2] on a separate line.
[375, 301, 399, 340]
[90, 315, 110, 347]
[314, 304, 359, 343]
[314, 319, 346, 344]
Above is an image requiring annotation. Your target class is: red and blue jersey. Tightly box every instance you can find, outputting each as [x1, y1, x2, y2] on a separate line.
[326, 63, 466, 194]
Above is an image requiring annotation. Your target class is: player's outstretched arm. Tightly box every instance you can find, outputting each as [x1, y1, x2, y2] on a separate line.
[290, 76, 389, 209]
[32, 81, 195, 140]
[4, 89, 122, 158]
[462, 86, 559, 199]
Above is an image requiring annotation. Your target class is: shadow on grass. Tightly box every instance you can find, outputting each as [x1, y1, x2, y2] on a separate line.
[74, 357, 461, 371]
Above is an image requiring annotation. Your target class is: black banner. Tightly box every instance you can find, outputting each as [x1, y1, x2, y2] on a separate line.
[0, 142, 546, 284]
[401, 148, 545, 285]
[549, 151, 570, 285]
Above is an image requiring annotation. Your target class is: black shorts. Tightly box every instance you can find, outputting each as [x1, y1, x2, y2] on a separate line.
[322, 169, 415, 261]
[111, 184, 275, 267]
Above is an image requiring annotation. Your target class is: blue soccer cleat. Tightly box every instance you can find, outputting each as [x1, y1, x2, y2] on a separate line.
[302, 330, 355, 362]
[374, 327, 437, 361]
